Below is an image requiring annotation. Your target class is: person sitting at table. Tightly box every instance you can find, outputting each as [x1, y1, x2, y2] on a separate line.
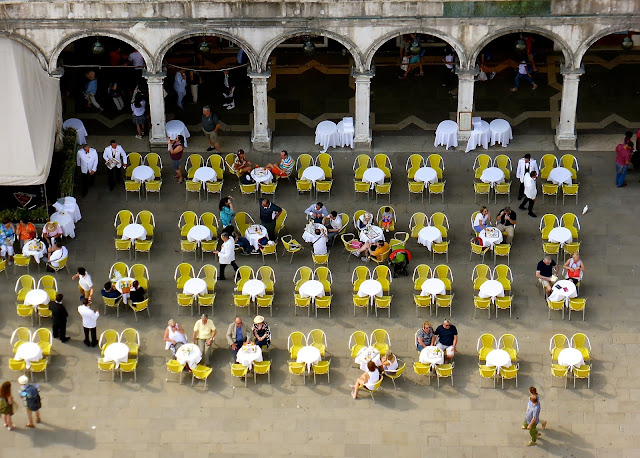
[322, 211, 343, 246]
[351, 360, 381, 400]
[252, 315, 271, 349]
[193, 314, 217, 366]
[380, 350, 399, 375]
[431, 319, 458, 363]
[264, 150, 294, 178]
[129, 280, 145, 303]
[0, 219, 16, 265]
[369, 239, 390, 262]
[164, 319, 187, 356]
[226, 316, 251, 361]
[536, 256, 558, 296]
[101, 282, 121, 300]
[357, 212, 374, 230]
[304, 202, 329, 223]
[233, 149, 254, 175]
[16, 219, 37, 249]
[563, 252, 584, 285]
[46, 241, 68, 271]
[473, 206, 491, 233]
[311, 228, 329, 256]
[495, 206, 517, 244]
[416, 320, 434, 351]
[42, 221, 63, 248]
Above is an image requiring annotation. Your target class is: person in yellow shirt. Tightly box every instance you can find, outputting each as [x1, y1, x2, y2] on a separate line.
[192, 314, 216, 366]
[369, 240, 390, 262]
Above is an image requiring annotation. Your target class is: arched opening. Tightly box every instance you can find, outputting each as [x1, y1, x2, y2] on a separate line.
[369, 33, 461, 133]
[473, 32, 565, 135]
[576, 31, 640, 135]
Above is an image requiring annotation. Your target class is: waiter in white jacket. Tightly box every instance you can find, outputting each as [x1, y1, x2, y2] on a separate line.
[516, 154, 539, 200]
[76, 144, 98, 197]
[518, 171, 538, 218]
[214, 233, 239, 280]
[103, 140, 128, 191]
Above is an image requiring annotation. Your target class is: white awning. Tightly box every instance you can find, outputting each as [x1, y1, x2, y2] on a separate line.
[0, 38, 61, 185]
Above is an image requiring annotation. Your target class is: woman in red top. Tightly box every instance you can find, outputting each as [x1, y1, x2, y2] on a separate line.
[168, 135, 185, 184]
[16, 219, 36, 249]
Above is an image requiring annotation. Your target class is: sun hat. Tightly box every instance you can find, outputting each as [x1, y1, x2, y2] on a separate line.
[253, 315, 264, 324]
[45, 221, 59, 232]
[18, 375, 29, 385]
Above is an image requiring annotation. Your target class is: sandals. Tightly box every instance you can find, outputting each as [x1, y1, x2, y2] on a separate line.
[25, 423, 35, 428]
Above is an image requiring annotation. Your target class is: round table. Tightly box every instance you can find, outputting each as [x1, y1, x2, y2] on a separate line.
[242, 279, 266, 301]
[121, 224, 147, 241]
[193, 167, 217, 184]
[315, 121, 338, 153]
[50, 212, 75, 238]
[63, 118, 88, 144]
[116, 277, 135, 304]
[175, 343, 202, 370]
[236, 344, 263, 369]
[421, 278, 446, 300]
[485, 349, 512, 371]
[298, 280, 325, 300]
[22, 240, 47, 264]
[14, 342, 43, 369]
[548, 279, 577, 304]
[434, 120, 458, 150]
[417, 226, 443, 251]
[296, 345, 322, 371]
[489, 119, 513, 147]
[548, 227, 572, 245]
[359, 225, 384, 243]
[251, 167, 273, 186]
[479, 227, 503, 248]
[480, 167, 506, 187]
[548, 167, 573, 186]
[557, 348, 584, 370]
[302, 223, 326, 243]
[465, 120, 490, 153]
[357, 279, 383, 299]
[24, 289, 50, 308]
[413, 167, 438, 185]
[131, 165, 155, 183]
[187, 225, 213, 244]
[337, 119, 354, 148]
[301, 166, 325, 184]
[419, 346, 445, 367]
[354, 346, 381, 372]
[166, 120, 191, 147]
[103, 342, 130, 369]
[245, 225, 268, 250]
[183, 278, 208, 296]
[362, 168, 386, 189]
[478, 280, 505, 301]
[53, 196, 82, 223]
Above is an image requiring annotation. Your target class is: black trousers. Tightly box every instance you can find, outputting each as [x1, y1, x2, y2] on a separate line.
[219, 261, 239, 279]
[83, 327, 98, 346]
[81, 173, 95, 197]
[520, 197, 535, 214]
[263, 221, 276, 241]
[107, 167, 121, 191]
[52, 320, 67, 340]
[518, 182, 525, 199]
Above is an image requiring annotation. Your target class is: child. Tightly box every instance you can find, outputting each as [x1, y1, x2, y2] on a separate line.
[380, 207, 393, 232]
[0, 381, 15, 430]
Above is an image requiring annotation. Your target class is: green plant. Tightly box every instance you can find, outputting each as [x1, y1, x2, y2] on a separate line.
[0, 207, 49, 223]
[58, 127, 78, 197]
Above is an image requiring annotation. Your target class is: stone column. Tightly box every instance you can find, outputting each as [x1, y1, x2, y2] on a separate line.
[248, 68, 272, 152]
[455, 68, 477, 143]
[143, 71, 167, 147]
[555, 66, 584, 150]
[352, 69, 374, 150]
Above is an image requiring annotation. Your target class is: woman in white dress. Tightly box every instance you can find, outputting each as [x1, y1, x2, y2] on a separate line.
[351, 360, 381, 399]
[164, 319, 187, 356]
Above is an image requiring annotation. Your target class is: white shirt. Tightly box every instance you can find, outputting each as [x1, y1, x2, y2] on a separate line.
[78, 273, 93, 292]
[78, 305, 99, 328]
[312, 235, 328, 255]
[174, 72, 187, 92]
[218, 238, 236, 264]
[329, 215, 342, 230]
[76, 148, 98, 174]
[524, 174, 538, 199]
[516, 158, 539, 183]
[474, 213, 488, 227]
[131, 100, 146, 117]
[518, 63, 528, 75]
[103, 145, 127, 168]
[128, 52, 145, 69]
[49, 246, 68, 267]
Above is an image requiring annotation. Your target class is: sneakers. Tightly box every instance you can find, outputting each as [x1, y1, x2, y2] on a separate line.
[361, 257, 370, 263]
[226, 103, 235, 110]
[351, 251, 360, 257]
[525, 441, 536, 446]
[490, 72, 496, 80]
[135, 135, 142, 139]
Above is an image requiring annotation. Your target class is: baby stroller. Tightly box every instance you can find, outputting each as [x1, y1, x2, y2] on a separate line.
[389, 248, 412, 278]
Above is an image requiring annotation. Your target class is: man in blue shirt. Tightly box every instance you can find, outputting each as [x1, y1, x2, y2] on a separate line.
[259, 199, 283, 240]
[523, 394, 541, 445]
[225, 316, 251, 361]
[101, 282, 121, 299]
[304, 202, 329, 223]
[83, 71, 103, 112]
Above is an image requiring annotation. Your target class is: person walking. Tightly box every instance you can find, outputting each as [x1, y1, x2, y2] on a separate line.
[18, 375, 41, 428]
[103, 140, 128, 191]
[202, 106, 221, 153]
[49, 294, 70, 343]
[83, 71, 103, 112]
[77, 298, 99, 347]
[0, 381, 16, 430]
[522, 393, 542, 446]
[71, 267, 94, 302]
[615, 141, 633, 187]
[173, 69, 187, 110]
[222, 69, 235, 110]
[131, 93, 146, 139]
[76, 144, 98, 197]
[214, 233, 238, 280]
[515, 154, 539, 200]
[168, 135, 185, 184]
[511, 61, 537, 92]
[518, 170, 538, 217]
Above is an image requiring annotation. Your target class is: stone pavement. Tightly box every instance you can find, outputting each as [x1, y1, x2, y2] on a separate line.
[1, 132, 639, 457]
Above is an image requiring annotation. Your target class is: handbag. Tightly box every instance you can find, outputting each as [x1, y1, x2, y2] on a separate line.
[568, 268, 580, 279]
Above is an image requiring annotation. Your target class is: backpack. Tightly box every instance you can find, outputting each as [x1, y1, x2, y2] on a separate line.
[240, 173, 255, 185]
[472, 237, 483, 246]
[22, 385, 41, 411]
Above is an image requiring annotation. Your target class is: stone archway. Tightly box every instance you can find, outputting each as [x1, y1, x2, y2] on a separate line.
[0, 32, 49, 72]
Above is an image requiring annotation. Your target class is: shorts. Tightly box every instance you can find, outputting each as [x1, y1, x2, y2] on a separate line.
[436, 342, 455, 357]
[172, 159, 181, 170]
[409, 55, 420, 64]
[269, 166, 289, 178]
[538, 278, 551, 289]
[202, 128, 218, 143]
[132, 115, 146, 125]
[1, 245, 14, 256]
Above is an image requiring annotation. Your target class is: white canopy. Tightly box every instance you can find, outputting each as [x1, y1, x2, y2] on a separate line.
[0, 38, 61, 185]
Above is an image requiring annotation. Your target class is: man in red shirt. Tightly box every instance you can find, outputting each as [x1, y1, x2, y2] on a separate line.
[615, 141, 634, 187]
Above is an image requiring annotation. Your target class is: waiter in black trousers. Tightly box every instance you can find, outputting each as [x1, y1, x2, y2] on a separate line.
[49, 294, 70, 342]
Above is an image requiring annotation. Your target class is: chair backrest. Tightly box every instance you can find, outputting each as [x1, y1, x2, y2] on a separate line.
[174, 263, 195, 286]
[370, 329, 390, 347]
[206, 154, 225, 177]
[275, 209, 287, 235]
[560, 154, 578, 171]
[493, 264, 513, 282]
[109, 262, 129, 280]
[549, 334, 569, 353]
[353, 154, 371, 179]
[477, 333, 497, 352]
[316, 153, 334, 178]
[373, 265, 391, 283]
[130, 264, 149, 287]
[37, 275, 57, 291]
[314, 267, 332, 291]
[256, 265, 275, 284]
[186, 154, 203, 172]
[99, 329, 119, 348]
[234, 211, 255, 234]
[288, 331, 307, 352]
[114, 210, 134, 235]
[351, 265, 371, 289]
[136, 210, 155, 227]
[427, 154, 444, 172]
[234, 266, 255, 285]
[473, 154, 491, 171]
[434, 264, 453, 283]
[179, 211, 198, 236]
[128, 153, 142, 169]
[16, 275, 35, 293]
[376, 206, 396, 226]
[409, 212, 428, 237]
[200, 212, 219, 237]
[293, 266, 313, 291]
[571, 333, 591, 350]
[197, 264, 218, 290]
[121, 328, 140, 345]
[560, 213, 580, 230]
[494, 154, 512, 171]
[412, 264, 431, 289]
[10, 327, 31, 346]
[472, 264, 492, 283]
[349, 331, 369, 352]
[406, 154, 425, 178]
[498, 334, 519, 352]
[307, 329, 326, 348]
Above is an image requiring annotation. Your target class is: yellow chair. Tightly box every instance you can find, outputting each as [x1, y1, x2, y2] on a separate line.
[8, 359, 26, 373]
[259, 243, 278, 264]
[539, 213, 559, 240]
[473, 296, 491, 319]
[135, 210, 155, 237]
[547, 299, 565, 319]
[560, 213, 580, 239]
[571, 333, 591, 362]
[126, 153, 142, 178]
[15, 276, 35, 300]
[200, 240, 218, 261]
[205, 181, 223, 201]
[573, 364, 591, 388]
[315, 152, 334, 179]
[541, 183, 558, 204]
[185, 180, 202, 201]
[375, 183, 391, 204]
[435, 362, 454, 387]
[542, 242, 560, 263]
[473, 154, 491, 175]
[16, 304, 34, 324]
[233, 294, 251, 316]
[234, 212, 255, 236]
[13, 254, 31, 274]
[288, 362, 306, 386]
[256, 265, 275, 294]
[275, 209, 287, 236]
[30, 359, 48, 382]
[130, 263, 149, 290]
[409, 212, 428, 238]
[413, 362, 432, 385]
[431, 241, 449, 263]
[293, 293, 311, 316]
[549, 334, 569, 362]
[560, 154, 579, 180]
[562, 183, 579, 205]
[540, 154, 558, 180]
[493, 244, 511, 265]
[307, 329, 327, 357]
[427, 153, 444, 179]
[191, 364, 213, 390]
[374, 295, 392, 318]
[144, 152, 163, 176]
[37, 305, 52, 326]
[474, 182, 490, 204]
[260, 182, 278, 199]
[472, 264, 491, 291]
[234, 266, 255, 291]
[435, 294, 453, 317]
[494, 264, 513, 295]
[114, 239, 132, 260]
[144, 178, 163, 201]
[499, 334, 519, 361]
[38, 275, 58, 301]
[433, 264, 453, 292]
[315, 180, 332, 202]
[166, 360, 185, 384]
[494, 155, 512, 180]
[176, 293, 194, 316]
[230, 363, 248, 387]
[119, 359, 138, 382]
[200, 212, 219, 238]
[186, 154, 203, 179]
[296, 153, 314, 179]
[478, 364, 497, 388]
[551, 363, 569, 388]
[373, 153, 392, 179]
[225, 153, 241, 178]
[499, 364, 519, 389]
[373, 265, 392, 295]
[493, 181, 510, 204]
[296, 180, 313, 200]
[197, 294, 216, 315]
[46, 256, 69, 276]
[253, 361, 272, 384]
[256, 295, 273, 317]
[114, 210, 134, 236]
[408, 181, 425, 203]
[353, 295, 370, 317]
[130, 298, 150, 322]
[120, 328, 140, 357]
[179, 211, 198, 237]
[134, 240, 153, 261]
[341, 233, 360, 260]
[0, 258, 7, 279]
[124, 180, 142, 201]
[353, 180, 370, 201]
[315, 296, 332, 318]
[360, 377, 384, 402]
[385, 361, 406, 389]
[353, 154, 371, 180]
[10, 327, 31, 354]
[99, 329, 119, 356]
[414, 295, 432, 317]
[312, 360, 331, 384]
[405, 154, 425, 179]
[280, 235, 303, 264]
[348, 331, 369, 358]
[206, 154, 224, 177]
[287, 332, 306, 359]
[568, 298, 586, 321]
[477, 333, 497, 362]
[412, 264, 432, 292]
[495, 296, 513, 318]
[180, 240, 197, 261]
[98, 358, 116, 381]
[429, 181, 446, 204]
[563, 242, 581, 260]
[370, 329, 390, 354]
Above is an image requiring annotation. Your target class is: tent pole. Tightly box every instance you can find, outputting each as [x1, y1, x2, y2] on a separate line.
[43, 183, 50, 219]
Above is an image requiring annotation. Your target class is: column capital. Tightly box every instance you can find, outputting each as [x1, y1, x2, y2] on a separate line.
[143, 71, 166, 83]
[248, 68, 271, 80]
[352, 68, 375, 80]
[455, 67, 478, 78]
[560, 65, 585, 78]
[49, 67, 64, 79]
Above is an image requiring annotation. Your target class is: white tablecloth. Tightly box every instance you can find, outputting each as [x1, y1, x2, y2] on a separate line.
[355, 346, 381, 372]
[489, 119, 513, 147]
[50, 212, 75, 238]
[251, 168, 273, 185]
[548, 227, 573, 246]
[485, 349, 512, 371]
[296, 345, 322, 371]
[548, 279, 577, 304]
[413, 167, 438, 185]
[337, 119, 354, 149]
[183, 278, 208, 296]
[357, 279, 383, 298]
[299, 280, 325, 300]
[315, 121, 338, 153]
[166, 120, 190, 147]
[131, 165, 155, 183]
[53, 197, 82, 223]
[302, 223, 327, 243]
[557, 348, 584, 370]
[14, 342, 43, 369]
[478, 280, 505, 300]
[24, 289, 50, 307]
[121, 224, 147, 241]
[362, 168, 386, 189]
[175, 343, 202, 370]
[245, 225, 268, 250]
[22, 240, 47, 263]
[103, 342, 130, 369]
[548, 167, 573, 186]
[242, 279, 266, 301]
[193, 167, 217, 184]
[236, 344, 263, 369]
[479, 228, 503, 248]
[187, 225, 213, 244]
[419, 346, 445, 367]
[417, 226, 443, 251]
[420, 278, 446, 299]
[359, 225, 384, 243]
[465, 120, 490, 153]
[480, 167, 506, 187]
[434, 120, 458, 149]
[63, 118, 88, 145]
[301, 166, 325, 184]
[115, 277, 135, 304]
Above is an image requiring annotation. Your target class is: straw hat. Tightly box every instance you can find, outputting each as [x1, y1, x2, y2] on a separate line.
[18, 375, 29, 385]
[253, 315, 264, 324]
[45, 221, 58, 232]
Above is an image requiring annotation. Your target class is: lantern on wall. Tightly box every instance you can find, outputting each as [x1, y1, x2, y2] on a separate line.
[92, 39, 104, 56]
[199, 40, 211, 54]
[622, 36, 634, 50]
[515, 38, 526, 53]
[303, 36, 315, 55]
